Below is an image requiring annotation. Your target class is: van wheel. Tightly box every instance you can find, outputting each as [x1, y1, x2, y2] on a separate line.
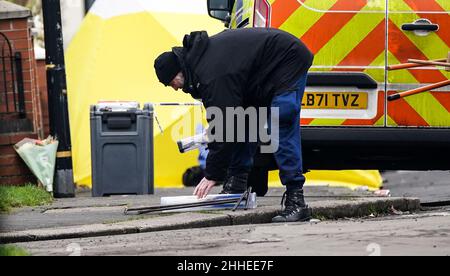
[182, 166, 204, 187]
[248, 168, 269, 197]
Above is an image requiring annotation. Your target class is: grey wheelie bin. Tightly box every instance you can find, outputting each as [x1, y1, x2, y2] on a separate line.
[90, 102, 154, 197]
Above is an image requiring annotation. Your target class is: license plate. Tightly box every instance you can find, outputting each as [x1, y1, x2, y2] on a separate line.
[302, 92, 368, 109]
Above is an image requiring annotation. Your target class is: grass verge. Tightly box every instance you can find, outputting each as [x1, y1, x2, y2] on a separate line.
[0, 245, 30, 256]
[0, 184, 53, 213]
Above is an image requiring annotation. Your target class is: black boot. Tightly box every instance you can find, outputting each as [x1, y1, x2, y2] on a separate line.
[220, 173, 249, 194]
[272, 189, 312, 223]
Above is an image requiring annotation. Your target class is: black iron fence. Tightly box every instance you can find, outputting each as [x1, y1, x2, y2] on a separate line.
[0, 32, 26, 117]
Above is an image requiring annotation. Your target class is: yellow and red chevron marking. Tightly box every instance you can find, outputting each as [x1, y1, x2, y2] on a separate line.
[299, 0, 368, 55]
[403, 0, 450, 46]
[388, 21, 448, 83]
[388, 91, 450, 127]
[433, 93, 450, 113]
[274, 0, 385, 126]
[300, 118, 314, 125]
[335, 20, 385, 68]
[388, 91, 429, 126]
[271, 0, 449, 127]
[271, 0, 450, 71]
[271, 0, 301, 29]
[388, 0, 450, 126]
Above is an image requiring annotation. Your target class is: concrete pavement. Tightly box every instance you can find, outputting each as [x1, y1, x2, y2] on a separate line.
[0, 186, 420, 244]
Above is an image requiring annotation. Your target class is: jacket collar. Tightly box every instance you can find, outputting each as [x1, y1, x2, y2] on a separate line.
[172, 31, 209, 99]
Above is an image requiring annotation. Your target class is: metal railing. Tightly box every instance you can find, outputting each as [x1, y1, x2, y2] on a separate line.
[0, 32, 26, 117]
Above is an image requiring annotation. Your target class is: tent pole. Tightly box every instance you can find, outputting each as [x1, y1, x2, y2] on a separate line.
[84, 0, 95, 14]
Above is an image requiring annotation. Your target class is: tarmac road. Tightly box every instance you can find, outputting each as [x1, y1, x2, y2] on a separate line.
[382, 171, 450, 203]
[16, 206, 450, 256]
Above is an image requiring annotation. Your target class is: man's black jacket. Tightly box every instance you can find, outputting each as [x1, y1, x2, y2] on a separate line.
[174, 28, 314, 182]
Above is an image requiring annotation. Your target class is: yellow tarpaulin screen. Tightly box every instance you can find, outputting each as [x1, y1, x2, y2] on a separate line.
[66, 0, 382, 190]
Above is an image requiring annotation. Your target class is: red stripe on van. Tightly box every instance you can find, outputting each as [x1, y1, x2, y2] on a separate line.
[388, 20, 448, 83]
[271, 0, 301, 28]
[388, 93, 429, 126]
[301, 0, 367, 54]
[336, 20, 385, 67]
[432, 92, 450, 113]
[300, 118, 314, 126]
[403, 0, 450, 46]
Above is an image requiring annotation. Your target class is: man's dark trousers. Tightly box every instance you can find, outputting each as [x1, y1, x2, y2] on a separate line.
[227, 73, 308, 188]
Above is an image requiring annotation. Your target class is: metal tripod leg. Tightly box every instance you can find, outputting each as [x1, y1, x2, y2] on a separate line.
[232, 187, 252, 212]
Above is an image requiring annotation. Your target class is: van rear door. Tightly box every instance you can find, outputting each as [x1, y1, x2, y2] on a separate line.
[271, 0, 387, 127]
[387, 0, 450, 127]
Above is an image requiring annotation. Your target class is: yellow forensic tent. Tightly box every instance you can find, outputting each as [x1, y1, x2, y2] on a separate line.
[66, 0, 382, 190]
[66, 0, 223, 187]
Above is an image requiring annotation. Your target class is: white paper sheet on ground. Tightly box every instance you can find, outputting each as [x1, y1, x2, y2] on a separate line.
[160, 193, 257, 212]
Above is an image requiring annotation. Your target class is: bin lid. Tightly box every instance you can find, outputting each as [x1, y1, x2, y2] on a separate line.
[96, 101, 140, 112]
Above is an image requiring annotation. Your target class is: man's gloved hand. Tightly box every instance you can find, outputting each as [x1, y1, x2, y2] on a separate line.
[193, 177, 217, 199]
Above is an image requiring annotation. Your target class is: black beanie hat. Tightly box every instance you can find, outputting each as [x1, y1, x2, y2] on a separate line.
[154, 51, 181, 86]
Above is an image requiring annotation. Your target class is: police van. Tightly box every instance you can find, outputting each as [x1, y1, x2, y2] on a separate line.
[206, 0, 450, 194]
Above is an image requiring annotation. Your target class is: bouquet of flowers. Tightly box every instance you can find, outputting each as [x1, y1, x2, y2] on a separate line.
[14, 136, 59, 192]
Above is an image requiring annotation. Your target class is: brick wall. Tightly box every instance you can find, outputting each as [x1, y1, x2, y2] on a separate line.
[1, 15, 44, 186]
[1, 18, 43, 132]
[36, 59, 50, 137]
[0, 133, 38, 185]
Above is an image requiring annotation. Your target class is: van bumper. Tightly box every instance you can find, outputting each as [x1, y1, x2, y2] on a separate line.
[254, 127, 450, 171]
